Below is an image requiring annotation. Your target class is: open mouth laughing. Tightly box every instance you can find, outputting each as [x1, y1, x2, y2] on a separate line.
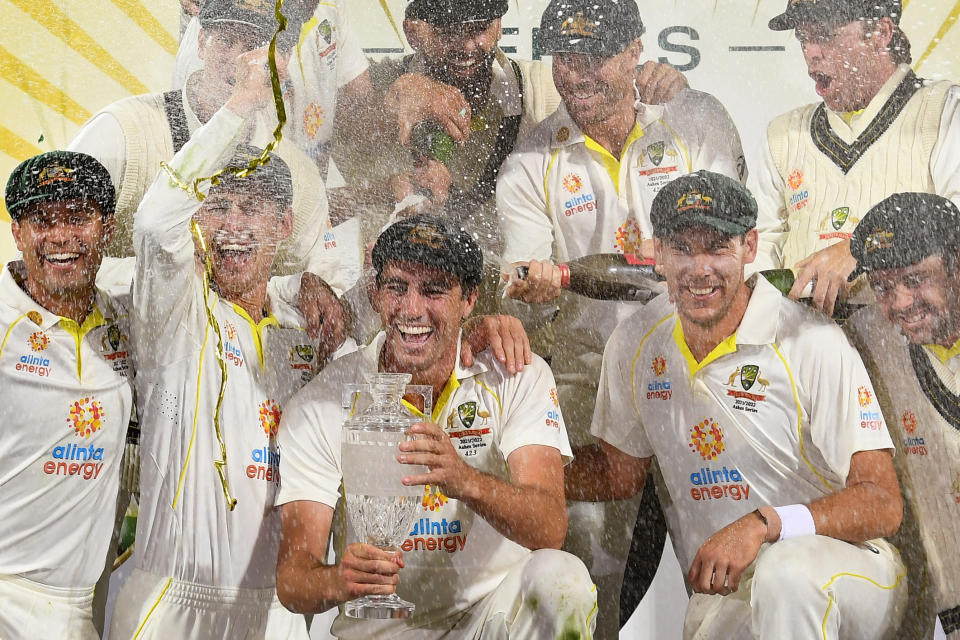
[396, 323, 434, 347]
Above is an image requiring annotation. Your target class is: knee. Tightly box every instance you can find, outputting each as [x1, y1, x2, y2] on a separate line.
[752, 538, 824, 608]
[522, 549, 596, 615]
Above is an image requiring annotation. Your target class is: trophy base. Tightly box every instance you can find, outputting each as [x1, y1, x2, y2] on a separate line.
[344, 594, 415, 619]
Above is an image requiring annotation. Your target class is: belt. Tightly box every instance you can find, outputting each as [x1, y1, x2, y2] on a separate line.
[942, 605, 960, 635]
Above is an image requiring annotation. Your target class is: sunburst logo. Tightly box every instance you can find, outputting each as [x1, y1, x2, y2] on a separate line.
[421, 484, 448, 511]
[902, 411, 917, 434]
[29, 331, 49, 352]
[562, 173, 583, 193]
[225, 321, 237, 341]
[788, 169, 803, 190]
[67, 397, 104, 438]
[857, 386, 872, 407]
[549, 388, 559, 407]
[259, 400, 281, 439]
[303, 102, 324, 139]
[652, 356, 666, 377]
[615, 219, 644, 256]
[689, 418, 725, 461]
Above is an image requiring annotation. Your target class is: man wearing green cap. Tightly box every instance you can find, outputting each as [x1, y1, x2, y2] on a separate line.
[0, 150, 132, 639]
[845, 192, 960, 640]
[753, 0, 960, 317]
[566, 170, 908, 639]
[274, 214, 596, 639]
[496, 1, 745, 631]
[68, 0, 343, 288]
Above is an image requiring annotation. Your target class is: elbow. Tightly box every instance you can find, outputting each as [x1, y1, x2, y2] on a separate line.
[881, 490, 904, 539]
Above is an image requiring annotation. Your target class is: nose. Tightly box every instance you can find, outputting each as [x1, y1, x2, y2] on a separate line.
[398, 288, 426, 317]
[889, 284, 915, 312]
[801, 40, 822, 63]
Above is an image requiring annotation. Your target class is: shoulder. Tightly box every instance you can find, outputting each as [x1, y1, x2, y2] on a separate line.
[773, 296, 857, 363]
[510, 108, 568, 155]
[286, 347, 366, 418]
[767, 102, 818, 141]
[608, 295, 677, 360]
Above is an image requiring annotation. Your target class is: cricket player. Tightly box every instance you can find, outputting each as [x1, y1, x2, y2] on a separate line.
[274, 215, 596, 638]
[754, 0, 960, 315]
[0, 151, 132, 638]
[566, 170, 907, 639]
[497, 0, 745, 630]
[845, 192, 960, 640]
[107, 46, 325, 639]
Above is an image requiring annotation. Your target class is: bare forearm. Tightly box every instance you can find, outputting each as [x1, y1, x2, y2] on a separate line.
[276, 551, 345, 614]
[808, 481, 902, 542]
[460, 471, 567, 550]
[563, 444, 645, 502]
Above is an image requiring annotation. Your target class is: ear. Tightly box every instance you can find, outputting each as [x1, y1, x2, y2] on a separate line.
[403, 19, 426, 53]
[277, 206, 294, 241]
[742, 229, 759, 264]
[10, 220, 23, 253]
[460, 286, 478, 321]
[628, 36, 644, 60]
[874, 17, 895, 52]
[491, 18, 504, 44]
[101, 215, 116, 247]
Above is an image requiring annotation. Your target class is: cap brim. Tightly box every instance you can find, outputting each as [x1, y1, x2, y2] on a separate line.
[660, 215, 754, 237]
[540, 36, 621, 57]
[767, 12, 795, 30]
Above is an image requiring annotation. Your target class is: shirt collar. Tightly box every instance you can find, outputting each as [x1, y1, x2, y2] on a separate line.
[549, 103, 650, 151]
[0, 264, 104, 332]
[826, 63, 911, 131]
[924, 337, 960, 365]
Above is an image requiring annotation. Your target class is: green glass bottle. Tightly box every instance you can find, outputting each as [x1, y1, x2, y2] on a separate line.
[517, 253, 664, 302]
[409, 121, 456, 165]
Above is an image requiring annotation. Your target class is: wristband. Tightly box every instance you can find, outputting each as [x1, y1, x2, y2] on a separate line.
[774, 504, 816, 541]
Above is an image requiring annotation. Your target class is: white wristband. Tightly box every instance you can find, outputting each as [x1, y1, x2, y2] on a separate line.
[774, 504, 816, 541]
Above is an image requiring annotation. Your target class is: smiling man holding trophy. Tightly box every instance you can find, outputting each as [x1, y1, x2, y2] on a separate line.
[275, 215, 596, 638]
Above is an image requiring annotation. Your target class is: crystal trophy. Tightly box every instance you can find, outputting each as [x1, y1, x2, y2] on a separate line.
[342, 373, 431, 619]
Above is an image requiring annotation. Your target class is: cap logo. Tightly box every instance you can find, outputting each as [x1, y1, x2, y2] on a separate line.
[560, 12, 596, 38]
[863, 228, 894, 254]
[37, 165, 75, 187]
[677, 190, 713, 214]
[408, 224, 445, 249]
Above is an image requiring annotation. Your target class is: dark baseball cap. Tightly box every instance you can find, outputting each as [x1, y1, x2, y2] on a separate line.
[650, 170, 757, 238]
[5, 151, 115, 221]
[372, 214, 483, 291]
[405, 0, 508, 26]
[199, 0, 280, 42]
[769, 0, 902, 31]
[849, 192, 960, 280]
[539, 0, 645, 57]
[210, 145, 293, 211]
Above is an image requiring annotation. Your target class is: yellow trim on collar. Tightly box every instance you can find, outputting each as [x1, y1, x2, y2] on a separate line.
[582, 121, 645, 195]
[672, 319, 738, 376]
[840, 108, 865, 125]
[925, 338, 960, 365]
[231, 303, 279, 370]
[59, 305, 107, 381]
[402, 370, 459, 423]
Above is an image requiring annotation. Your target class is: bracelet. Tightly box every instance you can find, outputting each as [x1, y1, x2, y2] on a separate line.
[774, 504, 816, 541]
[751, 508, 769, 533]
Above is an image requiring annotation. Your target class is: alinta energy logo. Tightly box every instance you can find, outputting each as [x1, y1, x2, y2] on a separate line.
[68, 397, 104, 438]
[901, 410, 926, 456]
[689, 418, 724, 461]
[858, 386, 883, 430]
[562, 173, 583, 193]
[421, 484, 448, 512]
[259, 400, 281, 440]
[651, 355, 666, 377]
[29, 331, 49, 352]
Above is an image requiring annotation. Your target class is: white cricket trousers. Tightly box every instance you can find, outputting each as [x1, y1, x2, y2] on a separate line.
[0, 574, 97, 640]
[109, 568, 309, 639]
[684, 536, 907, 640]
[331, 548, 598, 639]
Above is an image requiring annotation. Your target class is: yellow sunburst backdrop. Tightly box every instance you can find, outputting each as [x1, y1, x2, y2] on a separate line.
[1, 0, 958, 262]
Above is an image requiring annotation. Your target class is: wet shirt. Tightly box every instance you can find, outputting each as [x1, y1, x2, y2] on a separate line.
[0, 268, 132, 589]
[131, 108, 320, 589]
[276, 332, 572, 628]
[592, 277, 893, 571]
[286, 0, 368, 171]
[846, 306, 960, 611]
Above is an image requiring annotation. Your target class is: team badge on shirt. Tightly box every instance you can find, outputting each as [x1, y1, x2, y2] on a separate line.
[725, 364, 767, 412]
[99, 323, 131, 376]
[819, 206, 857, 240]
[449, 400, 491, 457]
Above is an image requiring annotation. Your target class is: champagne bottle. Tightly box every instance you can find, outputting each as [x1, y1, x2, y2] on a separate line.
[759, 269, 862, 320]
[409, 121, 456, 165]
[516, 253, 664, 302]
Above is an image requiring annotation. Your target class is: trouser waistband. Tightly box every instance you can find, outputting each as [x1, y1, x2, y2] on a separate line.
[134, 568, 278, 609]
[0, 574, 94, 605]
